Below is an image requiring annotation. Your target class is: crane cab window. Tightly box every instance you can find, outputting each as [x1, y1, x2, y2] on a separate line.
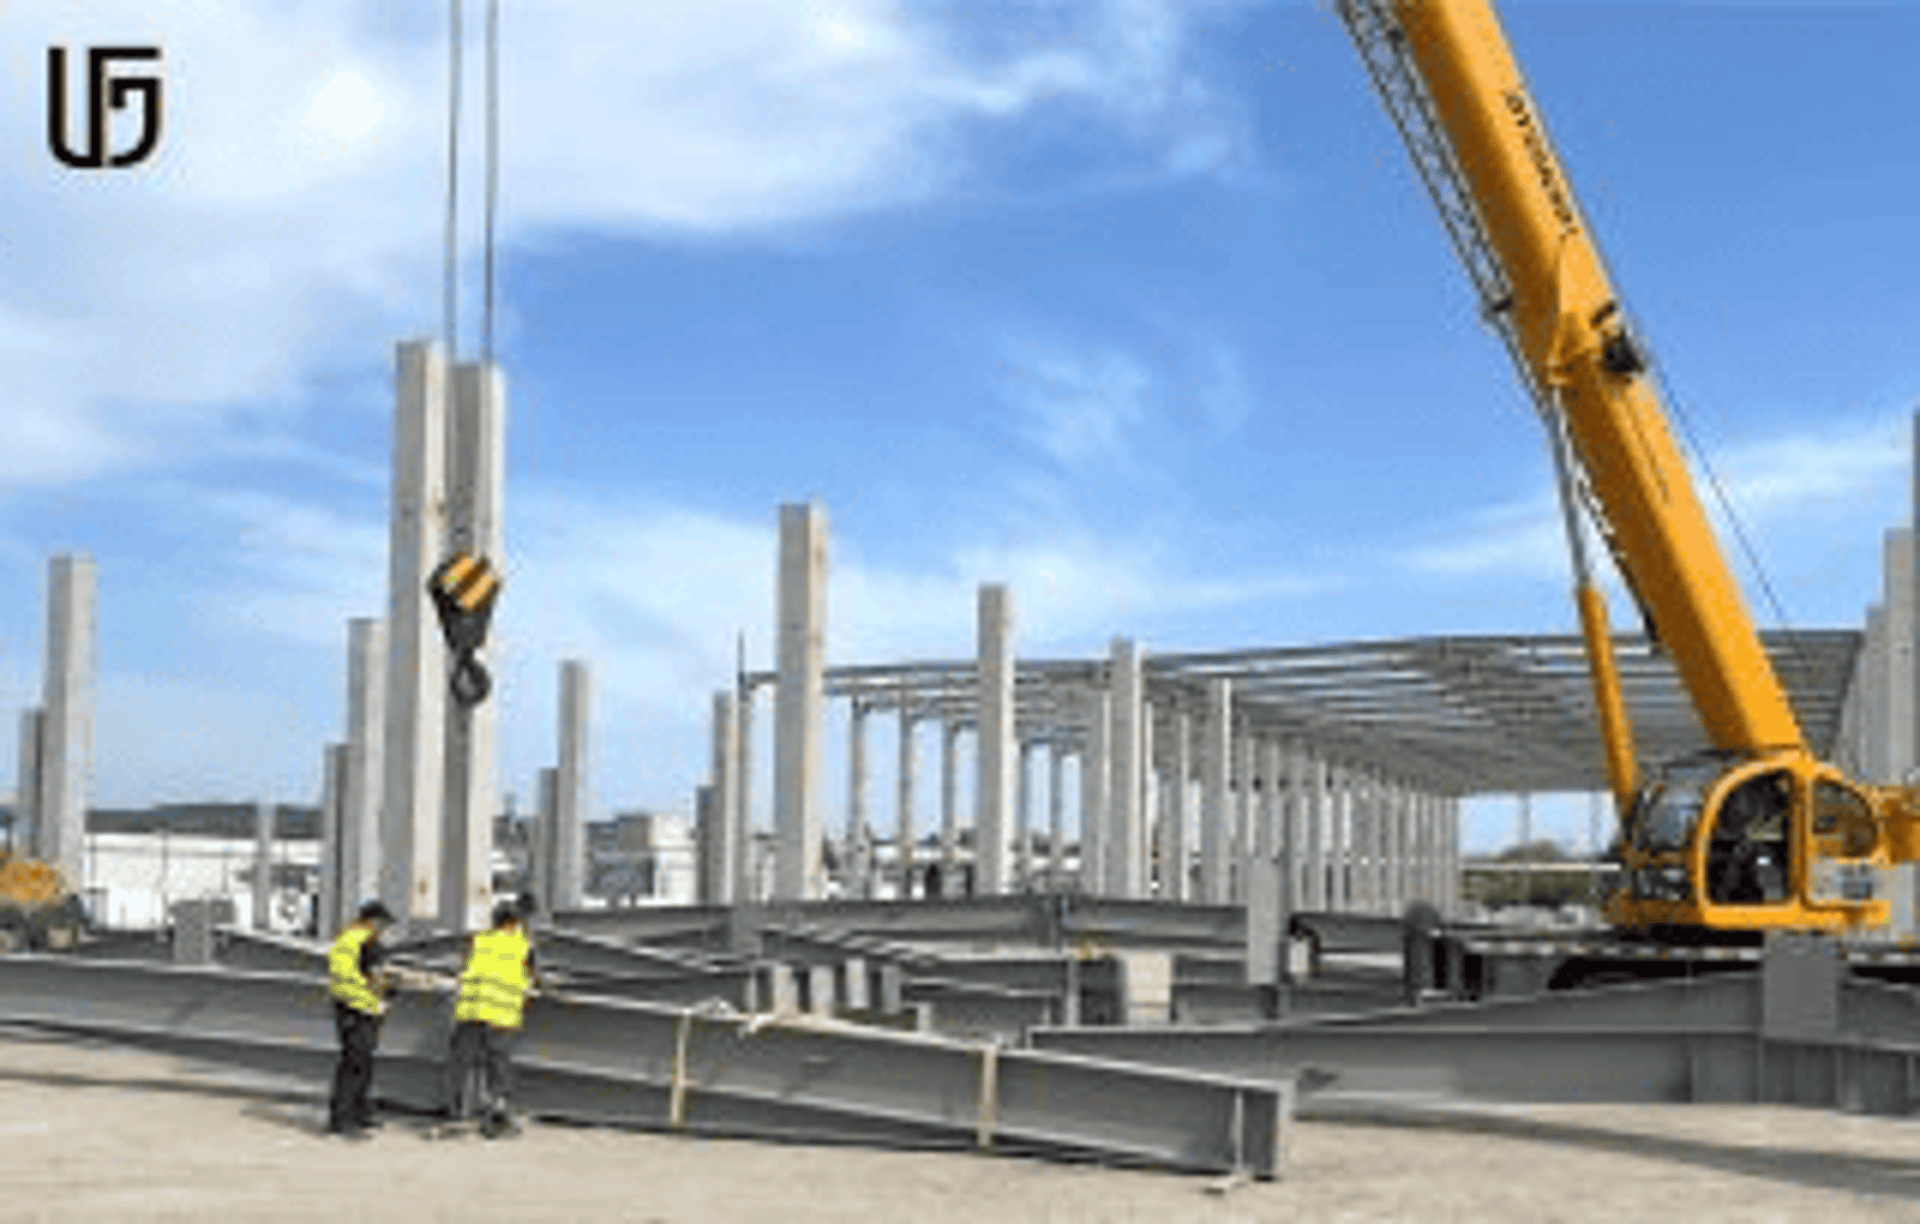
[1705, 770, 1792, 905]
[1812, 781, 1877, 860]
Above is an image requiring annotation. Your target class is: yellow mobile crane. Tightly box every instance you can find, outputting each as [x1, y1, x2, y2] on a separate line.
[1335, 0, 1920, 985]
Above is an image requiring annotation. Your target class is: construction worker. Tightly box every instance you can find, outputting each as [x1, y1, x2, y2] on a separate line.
[326, 900, 396, 1139]
[446, 896, 538, 1138]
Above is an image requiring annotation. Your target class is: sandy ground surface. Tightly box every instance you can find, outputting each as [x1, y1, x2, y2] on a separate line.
[1, 1027, 1917, 1223]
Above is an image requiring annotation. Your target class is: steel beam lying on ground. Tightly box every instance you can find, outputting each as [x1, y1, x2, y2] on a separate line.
[0, 955, 1291, 1176]
[1033, 970, 1920, 1116]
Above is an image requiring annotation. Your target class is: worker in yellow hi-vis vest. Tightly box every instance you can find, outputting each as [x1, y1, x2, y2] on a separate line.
[446, 895, 539, 1139]
[326, 900, 396, 1139]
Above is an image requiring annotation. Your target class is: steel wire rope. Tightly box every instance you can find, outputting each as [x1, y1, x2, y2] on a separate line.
[483, 0, 500, 366]
[444, 0, 462, 361]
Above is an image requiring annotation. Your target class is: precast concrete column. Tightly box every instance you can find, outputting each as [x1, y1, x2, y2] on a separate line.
[1015, 739, 1035, 891]
[735, 684, 756, 905]
[1200, 679, 1232, 905]
[342, 619, 386, 916]
[976, 585, 1017, 894]
[1231, 725, 1254, 904]
[553, 660, 591, 911]
[1884, 529, 1916, 783]
[1445, 796, 1463, 916]
[1138, 701, 1156, 897]
[318, 743, 349, 935]
[1392, 780, 1413, 913]
[1166, 710, 1192, 902]
[1283, 741, 1306, 913]
[848, 698, 869, 898]
[37, 554, 95, 890]
[381, 340, 449, 924]
[16, 710, 42, 860]
[1047, 743, 1066, 891]
[773, 503, 828, 901]
[439, 360, 506, 933]
[252, 799, 275, 932]
[1107, 639, 1144, 900]
[1303, 753, 1327, 912]
[1326, 766, 1350, 912]
[895, 702, 915, 900]
[1082, 688, 1110, 896]
[939, 719, 961, 898]
[1372, 776, 1393, 914]
[533, 766, 559, 914]
[705, 691, 739, 904]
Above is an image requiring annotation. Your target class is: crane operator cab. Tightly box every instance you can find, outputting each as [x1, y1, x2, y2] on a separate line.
[1607, 753, 1890, 937]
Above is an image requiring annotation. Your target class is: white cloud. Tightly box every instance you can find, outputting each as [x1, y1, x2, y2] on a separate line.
[1001, 340, 1151, 472]
[0, 0, 1247, 488]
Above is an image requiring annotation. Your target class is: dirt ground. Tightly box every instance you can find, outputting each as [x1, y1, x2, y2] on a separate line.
[1, 1027, 1916, 1223]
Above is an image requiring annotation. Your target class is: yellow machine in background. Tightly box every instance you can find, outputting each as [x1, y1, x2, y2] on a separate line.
[1337, 0, 1916, 943]
[0, 850, 86, 952]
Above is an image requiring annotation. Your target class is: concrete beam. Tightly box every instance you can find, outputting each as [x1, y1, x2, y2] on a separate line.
[975, 585, 1016, 894]
[773, 503, 829, 901]
[381, 340, 449, 924]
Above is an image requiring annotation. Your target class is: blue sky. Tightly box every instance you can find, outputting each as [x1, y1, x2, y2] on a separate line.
[1, 1, 1914, 856]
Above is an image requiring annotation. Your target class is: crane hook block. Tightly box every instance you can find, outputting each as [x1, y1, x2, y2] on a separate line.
[428, 552, 502, 708]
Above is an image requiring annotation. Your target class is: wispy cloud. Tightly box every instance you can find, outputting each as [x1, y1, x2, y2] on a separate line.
[1000, 340, 1152, 474]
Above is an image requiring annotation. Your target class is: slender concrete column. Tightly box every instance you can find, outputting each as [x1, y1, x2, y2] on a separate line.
[1015, 740, 1035, 891]
[939, 719, 961, 897]
[1253, 739, 1279, 866]
[553, 660, 591, 911]
[38, 554, 96, 891]
[848, 698, 868, 898]
[735, 685, 756, 904]
[16, 709, 42, 860]
[1327, 766, 1350, 912]
[773, 503, 829, 901]
[1166, 710, 1192, 903]
[1283, 741, 1306, 912]
[382, 341, 449, 924]
[1884, 529, 1916, 783]
[1391, 780, 1412, 913]
[1373, 776, 1394, 914]
[976, 586, 1017, 894]
[1302, 754, 1327, 912]
[318, 743, 349, 935]
[1200, 680, 1232, 905]
[1082, 688, 1110, 896]
[1445, 797, 1463, 916]
[705, 691, 739, 904]
[341, 619, 386, 917]
[252, 799, 275, 932]
[1231, 726, 1255, 904]
[1047, 744, 1067, 890]
[1138, 701, 1156, 897]
[895, 702, 915, 900]
[440, 360, 507, 933]
[1107, 639, 1143, 900]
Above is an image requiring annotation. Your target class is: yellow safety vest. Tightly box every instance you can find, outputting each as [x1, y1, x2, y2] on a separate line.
[454, 927, 531, 1030]
[328, 925, 384, 1016]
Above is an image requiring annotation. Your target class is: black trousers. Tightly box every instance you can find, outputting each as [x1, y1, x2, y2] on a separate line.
[447, 1020, 516, 1120]
[329, 1002, 383, 1131]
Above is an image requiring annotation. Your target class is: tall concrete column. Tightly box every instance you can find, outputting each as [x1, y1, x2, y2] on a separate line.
[1304, 754, 1327, 912]
[440, 360, 507, 933]
[1446, 797, 1463, 915]
[1283, 741, 1306, 913]
[939, 719, 961, 897]
[1882, 529, 1916, 783]
[705, 691, 739, 904]
[848, 697, 868, 898]
[340, 619, 386, 917]
[1107, 639, 1143, 900]
[252, 799, 275, 932]
[1200, 679, 1232, 905]
[553, 660, 591, 911]
[1138, 701, 1156, 897]
[1373, 776, 1394, 914]
[1231, 727, 1255, 904]
[1015, 740, 1035, 891]
[318, 743, 349, 935]
[1391, 780, 1412, 913]
[735, 684, 756, 904]
[381, 341, 449, 924]
[1081, 689, 1110, 895]
[16, 710, 42, 861]
[37, 554, 95, 890]
[976, 585, 1017, 894]
[533, 766, 559, 914]
[895, 701, 915, 900]
[1166, 709, 1192, 903]
[773, 503, 828, 901]
[1327, 767, 1350, 912]
[1047, 743, 1066, 891]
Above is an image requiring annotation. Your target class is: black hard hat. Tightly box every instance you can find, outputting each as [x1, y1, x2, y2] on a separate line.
[491, 900, 519, 927]
[358, 900, 395, 923]
[515, 891, 538, 918]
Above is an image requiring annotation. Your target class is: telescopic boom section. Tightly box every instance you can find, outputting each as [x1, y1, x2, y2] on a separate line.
[1367, 0, 1804, 758]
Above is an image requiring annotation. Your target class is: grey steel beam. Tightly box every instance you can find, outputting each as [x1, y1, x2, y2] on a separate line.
[0, 957, 1290, 1177]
